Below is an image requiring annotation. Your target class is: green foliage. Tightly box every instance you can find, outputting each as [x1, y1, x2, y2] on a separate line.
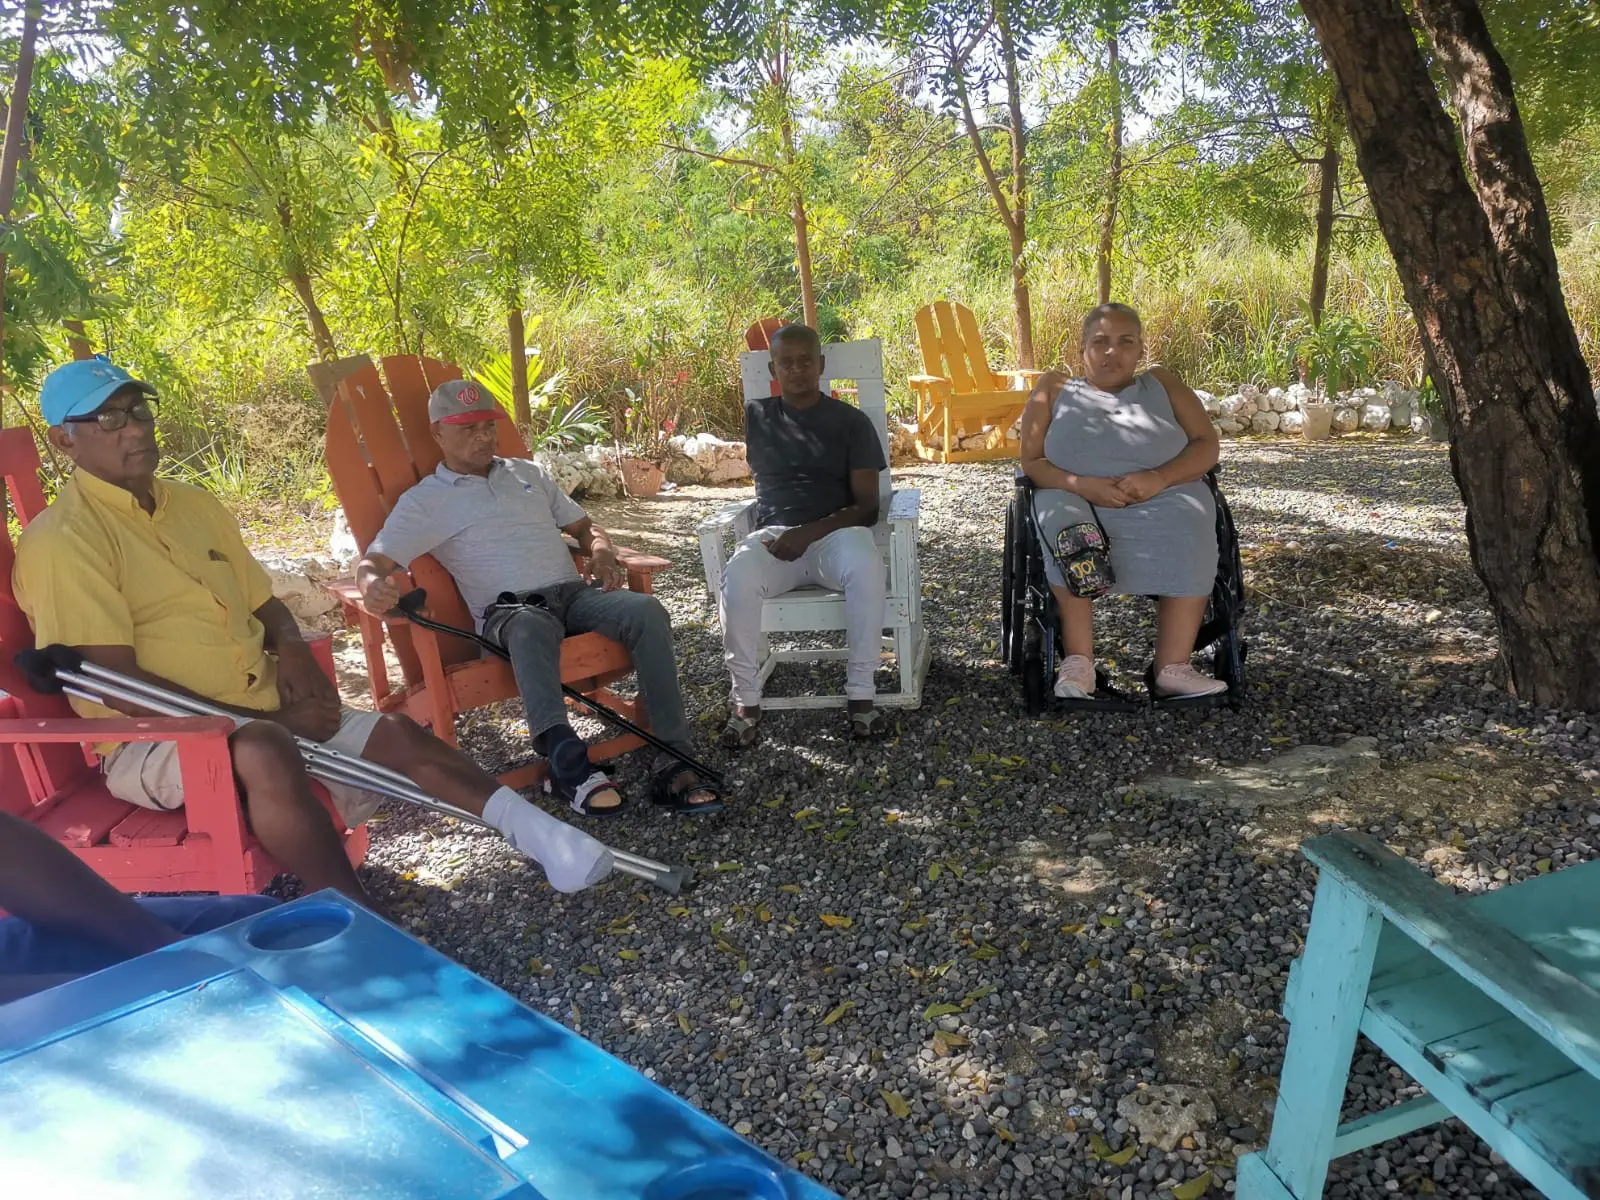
[1294, 309, 1380, 398]
[5, 0, 1598, 508]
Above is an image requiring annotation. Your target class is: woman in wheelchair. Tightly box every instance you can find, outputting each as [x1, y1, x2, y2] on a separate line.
[1019, 303, 1227, 701]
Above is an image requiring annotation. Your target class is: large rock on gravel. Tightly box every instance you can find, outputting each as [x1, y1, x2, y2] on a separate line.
[1331, 406, 1360, 433]
[1251, 409, 1281, 434]
[328, 510, 359, 567]
[1218, 394, 1255, 419]
[260, 554, 342, 620]
[1198, 390, 1223, 417]
[1279, 410, 1305, 435]
[1361, 403, 1392, 431]
[1117, 1085, 1217, 1152]
[1140, 736, 1382, 812]
[1215, 418, 1245, 437]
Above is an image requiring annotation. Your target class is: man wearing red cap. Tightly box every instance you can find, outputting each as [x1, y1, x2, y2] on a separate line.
[356, 380, 722, 817]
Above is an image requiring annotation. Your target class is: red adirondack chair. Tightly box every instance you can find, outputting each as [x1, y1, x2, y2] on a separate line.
[0, 428, 367, 894]
[319, 355, 670, 792]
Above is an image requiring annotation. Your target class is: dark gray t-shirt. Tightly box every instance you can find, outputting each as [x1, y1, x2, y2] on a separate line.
[745, 392, 888, 527]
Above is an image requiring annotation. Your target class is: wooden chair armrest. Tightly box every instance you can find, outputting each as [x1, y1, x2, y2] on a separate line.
[1304, 831, 1600, 1079]
[697, 500, 757, 537]
[323, 577, 362, 602]
[0, 716, 235, 743]
[909, 374, 950, 390]
[887, 488, 922, 523]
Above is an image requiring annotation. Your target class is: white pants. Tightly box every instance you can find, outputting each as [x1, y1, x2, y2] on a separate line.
[719, 525, 888, 705]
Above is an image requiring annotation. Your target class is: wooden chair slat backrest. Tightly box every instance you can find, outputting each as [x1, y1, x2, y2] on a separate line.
[0, 429, 99, 810]
[338, 362, 421, 511]
[740, 338, 890, 508]
[381, 355, 444, 477]
[917, 301, 1002, 394]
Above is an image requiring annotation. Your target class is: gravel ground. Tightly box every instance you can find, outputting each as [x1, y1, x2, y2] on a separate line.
[308, 438, 1598, 1199]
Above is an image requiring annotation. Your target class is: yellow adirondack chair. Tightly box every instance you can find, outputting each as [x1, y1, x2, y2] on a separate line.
[910, 301, 1041, 463]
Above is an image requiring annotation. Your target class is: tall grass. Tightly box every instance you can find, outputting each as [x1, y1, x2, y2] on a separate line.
[139, 227, 1600, 506]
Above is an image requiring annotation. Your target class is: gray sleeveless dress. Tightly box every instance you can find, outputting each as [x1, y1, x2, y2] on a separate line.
[1033, 372, 1216, 597]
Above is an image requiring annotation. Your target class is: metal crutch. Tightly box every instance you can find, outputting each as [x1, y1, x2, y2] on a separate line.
[16, 647, 692, 894]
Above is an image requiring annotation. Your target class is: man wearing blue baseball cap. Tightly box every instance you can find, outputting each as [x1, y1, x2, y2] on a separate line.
[12, 359, 620, 906]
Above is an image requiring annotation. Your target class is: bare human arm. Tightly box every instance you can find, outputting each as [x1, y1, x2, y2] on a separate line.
[562, 516, 625, 591]
[1111, 366, 1221, 503]
[0, 809, 180, 998]
[766, 468, 881, 563]
[254, 596, 338, 709]
[1018, 370, 1128, 509]
[355, 549, 406, 615]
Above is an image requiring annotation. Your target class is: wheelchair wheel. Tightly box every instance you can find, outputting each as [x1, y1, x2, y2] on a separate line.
[1001, 498, 1017, 672]
[1021, 618, 1048, 716]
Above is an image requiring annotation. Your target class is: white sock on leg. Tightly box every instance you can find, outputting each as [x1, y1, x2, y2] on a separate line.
[482, 786, 614, 893]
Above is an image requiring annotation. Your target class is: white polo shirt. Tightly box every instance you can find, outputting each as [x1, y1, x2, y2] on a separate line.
[369, 457, 586, 623]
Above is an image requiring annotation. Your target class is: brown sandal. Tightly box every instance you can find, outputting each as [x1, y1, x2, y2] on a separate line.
[719, 711, 762, 749]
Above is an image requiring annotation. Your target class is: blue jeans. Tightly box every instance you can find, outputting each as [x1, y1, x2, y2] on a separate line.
[0, 895, 278, 979]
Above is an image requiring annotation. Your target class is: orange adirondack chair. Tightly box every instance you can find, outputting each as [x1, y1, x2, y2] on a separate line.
[910, 300, 1041, 463]
[320, 355, 669, 792]
[0, 428, 366, 895]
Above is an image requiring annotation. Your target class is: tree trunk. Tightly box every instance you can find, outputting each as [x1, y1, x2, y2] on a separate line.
[1299, 0, 1600, 709]
[998, 7, 1034, 369]
[1096, 33, 1123, 305]
[277, 198, 338, 360]
[0, 0, 41, 406]
[778, 112, 817, 328]
[1307, 115, 1340, 325]
[64, 320, 93, 360]
[507, 293, 531, 427]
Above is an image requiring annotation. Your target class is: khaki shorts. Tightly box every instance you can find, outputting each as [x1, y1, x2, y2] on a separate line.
[101, 709, 386, 829]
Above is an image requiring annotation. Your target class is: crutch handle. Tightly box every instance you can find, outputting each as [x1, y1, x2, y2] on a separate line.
[392, 589, 428, 619]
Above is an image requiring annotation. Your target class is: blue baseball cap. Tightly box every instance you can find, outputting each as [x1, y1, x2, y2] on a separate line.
[39, 356, 155, 427]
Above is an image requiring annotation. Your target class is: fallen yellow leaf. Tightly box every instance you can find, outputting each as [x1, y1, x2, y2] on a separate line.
[820, 914, 855, 929]
[822, 1001, 856, 1026]
[618, 949, 639, 961]
[881, 1090, 911, 1119]
[1172, 1172, 1213, 1200]
[677, 1011, 691, 1035]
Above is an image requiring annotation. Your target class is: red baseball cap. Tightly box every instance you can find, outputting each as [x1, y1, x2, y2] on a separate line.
[428, 379, 509, 425]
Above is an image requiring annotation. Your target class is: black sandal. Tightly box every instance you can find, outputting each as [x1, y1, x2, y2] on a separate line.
[545, 769, 627, 817]
[652, 763, 725, 816]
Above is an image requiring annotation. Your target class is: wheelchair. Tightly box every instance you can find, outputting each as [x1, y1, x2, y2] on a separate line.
[1001, 468, 1247, 716]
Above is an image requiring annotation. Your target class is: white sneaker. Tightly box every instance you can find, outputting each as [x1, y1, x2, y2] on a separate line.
[1153, 663, 1228, 699]
[1054, 654, 1096, 699]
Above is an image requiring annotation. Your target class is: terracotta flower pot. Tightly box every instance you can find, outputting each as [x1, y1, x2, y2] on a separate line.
[619, 456, 665, 498]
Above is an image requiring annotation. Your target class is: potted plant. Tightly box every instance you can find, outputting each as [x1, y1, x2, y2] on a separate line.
[613, 387, 676, 498]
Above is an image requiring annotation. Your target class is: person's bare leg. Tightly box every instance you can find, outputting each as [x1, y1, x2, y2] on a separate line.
[361, 713, 497, 817]
[229, 723, 371, 906]
[1153, 595, 1210, 670]
[1052, 587, 1095, 659]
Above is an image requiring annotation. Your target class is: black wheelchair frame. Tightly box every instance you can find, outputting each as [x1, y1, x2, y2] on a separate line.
[1001, 468, 1247, 716]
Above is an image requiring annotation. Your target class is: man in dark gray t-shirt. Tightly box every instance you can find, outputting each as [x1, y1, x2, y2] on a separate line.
[746, 390, 887, 528]
[719, 324, 890, 746]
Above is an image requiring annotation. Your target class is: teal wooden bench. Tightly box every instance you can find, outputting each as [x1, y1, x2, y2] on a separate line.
[1238, 830, 1600, 1200]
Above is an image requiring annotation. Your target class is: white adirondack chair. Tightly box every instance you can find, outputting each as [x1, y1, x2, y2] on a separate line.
[697, 337, 930, 710]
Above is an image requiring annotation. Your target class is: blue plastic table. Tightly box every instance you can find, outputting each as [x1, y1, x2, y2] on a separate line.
[0, 892, 839, 1200]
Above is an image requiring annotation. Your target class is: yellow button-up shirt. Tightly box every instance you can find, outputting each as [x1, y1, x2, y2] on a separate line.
[13, 469, 282, 727]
